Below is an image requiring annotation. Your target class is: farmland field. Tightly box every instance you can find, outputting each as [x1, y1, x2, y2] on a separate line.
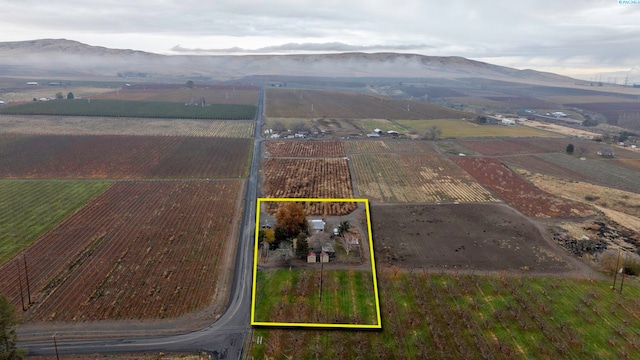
[253, 269, 378, 325]
[251, 273, 640, 359]
[265, 88, 472, 119]
[502, 155, 598, 183]
[566, 101, 640, 129]
[371, 203, 572, 272]
[347, 140, 436, 154]
[534, 153, 640, 194]
[0, 99, 257, 119]
[265, 140, 346, 157]
[0, 181, 110, 265]
[0, 180, 244, 321]
[0, 134, 252, 178]
[350, 153, 498, 203]
[451, 157, 596, 217]
[394, 119, 558, 138]
[93, 87, 259, 105]
[262, 158, 357, 215]
[0, 115, 255, 138]
[457, 138, 593, 156]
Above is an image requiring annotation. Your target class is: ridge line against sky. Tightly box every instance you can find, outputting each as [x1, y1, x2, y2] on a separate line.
[1, 0, 639, 82]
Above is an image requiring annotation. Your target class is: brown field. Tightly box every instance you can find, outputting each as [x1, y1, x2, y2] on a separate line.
[265, 88, 472, 119]
[566, 102, 640, 129]
[451, 157, 597, 218]
[91, 86, 259, 105]
[503, 155, 598, 183]
[520, 120, 600, 139]
[262, 158, 357, 215]
[346, 140, 436, 153]
[0, 115, 255, 138]
[265, 140, 346, 157]
[351, 152, 497, 203]
[0, 134, 252, 178]
[372, 203, 573, 272]
[0, 180, 243, 321]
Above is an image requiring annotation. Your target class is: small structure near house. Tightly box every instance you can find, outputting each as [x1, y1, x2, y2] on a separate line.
[309, 219, 325, 233]
[0, 100, 5, 106]
[367, 132, 380, 138]
[501, 119, 516, 126]
[26, 82, 39, 86]
[387, 130, 399, 136]
[320, 252, 329, 263]
[373, 128, 383, 135]
[307, 252, 317, 263]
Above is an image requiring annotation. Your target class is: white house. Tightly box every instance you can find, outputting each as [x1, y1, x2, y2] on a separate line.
[501, 119, 516, 126]
[309, 219, 325, 233]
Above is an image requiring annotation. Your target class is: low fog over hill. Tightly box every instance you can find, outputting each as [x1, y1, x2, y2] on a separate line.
[0, 39, 574, 83]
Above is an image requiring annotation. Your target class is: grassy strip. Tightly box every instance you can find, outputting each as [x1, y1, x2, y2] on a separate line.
[252, 273, 640, 359]
[395, 119, 560, 138]
[0, 181, 110, 264]
[253, 268, 378, 325]
[0, 99, 256, 119]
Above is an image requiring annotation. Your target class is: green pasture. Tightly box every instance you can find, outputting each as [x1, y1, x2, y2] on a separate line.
[253, 268, 378, 326]
[0, 99, 257, 119]
[252, 273, 640, 359]
[0, 181, 110, 264]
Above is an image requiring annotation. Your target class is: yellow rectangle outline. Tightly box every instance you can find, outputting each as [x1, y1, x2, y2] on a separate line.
[250, 197, 382, 329]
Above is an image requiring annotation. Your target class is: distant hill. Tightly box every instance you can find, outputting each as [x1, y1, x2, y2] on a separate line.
[0, 39, 574, 83]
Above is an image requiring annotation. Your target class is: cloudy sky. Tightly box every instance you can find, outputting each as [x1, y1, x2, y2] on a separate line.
[2, 0, 640, 81]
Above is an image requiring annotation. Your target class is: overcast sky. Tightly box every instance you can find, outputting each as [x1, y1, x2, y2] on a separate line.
[2, 0, 640, 81]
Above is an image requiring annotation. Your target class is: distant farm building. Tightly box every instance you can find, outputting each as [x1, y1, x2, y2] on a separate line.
[307, 252, 317, 263]
[501, 119, 516, 126]
[26, 82, 39, 86]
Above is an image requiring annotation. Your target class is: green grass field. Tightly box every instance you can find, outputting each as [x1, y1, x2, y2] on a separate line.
[0, 99, 257, 119]
[396, 119, 561, 138]
[0, 181, 110, 264]
[251, 272, 640, 359]
[254, 268, 378, 326]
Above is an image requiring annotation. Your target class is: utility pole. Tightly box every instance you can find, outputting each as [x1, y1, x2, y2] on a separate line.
[23, 253, 31, 304]
[15, 260, 26, 311]
[619, 253, 626, 294]
[319, 257, 324, 303]
[612, 249, 621, 291]
[53, 333, 60, 360]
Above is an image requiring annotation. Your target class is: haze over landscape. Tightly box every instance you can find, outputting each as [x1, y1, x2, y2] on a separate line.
[1, 0, 640, 82]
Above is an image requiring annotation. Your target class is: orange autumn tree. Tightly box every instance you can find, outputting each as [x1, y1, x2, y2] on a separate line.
[275, 202, 308, 237]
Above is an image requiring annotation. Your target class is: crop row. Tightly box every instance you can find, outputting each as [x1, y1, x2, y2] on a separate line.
[346, 140, 437, 154]
[0, 181, 110, 265]
[452, 157, 596, 217]
[253, 269, 377, 325]
[251, 273, 640, 359]
[0, 180, 243, 321]
[351, 153, 498, 203]
[0, 116, 255, 138]
[535, 153, 640, 193]
[265, 140, 346, 157]
[0, 99, 257, 120]
[265, 88, 470, 120]
[262, 158, 357, 215]
[0, 134, 252, 178]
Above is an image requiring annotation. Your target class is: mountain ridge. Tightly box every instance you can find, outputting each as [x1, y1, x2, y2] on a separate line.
[0, 39, 574, 83]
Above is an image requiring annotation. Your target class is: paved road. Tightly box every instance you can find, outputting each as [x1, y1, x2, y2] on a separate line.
[20, 88, 265, 360]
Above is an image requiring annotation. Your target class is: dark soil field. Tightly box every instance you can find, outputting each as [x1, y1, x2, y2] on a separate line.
[265, 88, 473, 119]
[371, 203, 574, 273]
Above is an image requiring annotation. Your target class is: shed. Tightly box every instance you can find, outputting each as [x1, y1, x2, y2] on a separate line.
[320, 252, 329, 263]
[307, 252, 317, 263]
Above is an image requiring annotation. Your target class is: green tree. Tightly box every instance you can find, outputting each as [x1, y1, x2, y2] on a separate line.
[66, 92, 74, 100]
[295, 233, 309, 259]
[1, 294, 25, 360]
[185, 80, 195, 89]
[566, 143, 574, 154]
[338, 220, 350, 236]
[272, 226, 289, 250]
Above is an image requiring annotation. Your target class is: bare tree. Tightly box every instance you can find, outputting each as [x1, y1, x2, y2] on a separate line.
[271, 120, 287, 132]
[422, 125, 442, 140]
[337, 232, 358, 255]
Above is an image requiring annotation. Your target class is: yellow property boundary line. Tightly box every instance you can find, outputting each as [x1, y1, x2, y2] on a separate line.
[250, 198, 382, 329]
